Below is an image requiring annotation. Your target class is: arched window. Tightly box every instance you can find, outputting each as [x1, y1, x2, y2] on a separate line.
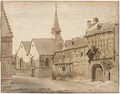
[62, 66, 66, 71]
[45, 58, 49, 67]
[81, 52, 83, 56]
[20, 58, 22, 68]
[72, 41, 74, 45]
[31, 56, 35, 66]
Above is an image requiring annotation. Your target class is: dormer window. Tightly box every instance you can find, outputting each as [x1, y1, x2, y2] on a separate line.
[97, 24, 102, 30]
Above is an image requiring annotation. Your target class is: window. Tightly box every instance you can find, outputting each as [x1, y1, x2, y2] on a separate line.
[31, 57, 35, 66]
[97, 24, 102, 30]
[81, 52, 83, 56]
[20, 58, 22, 68]
[62, 66, 66, 71]
[45, 58, 49, 67]
[72, 41, 74, 45]
[63, 55, 65, 58]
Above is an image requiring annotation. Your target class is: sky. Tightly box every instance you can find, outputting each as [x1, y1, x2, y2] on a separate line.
[3, 1, 118, 54]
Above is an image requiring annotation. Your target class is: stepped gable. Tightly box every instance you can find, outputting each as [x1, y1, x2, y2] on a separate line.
[1, 2, 12, 37]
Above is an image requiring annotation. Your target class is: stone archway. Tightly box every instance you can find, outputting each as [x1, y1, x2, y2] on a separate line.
[91, 64, 103, 81]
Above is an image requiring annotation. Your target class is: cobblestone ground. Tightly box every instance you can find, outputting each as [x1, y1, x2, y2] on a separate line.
[3, 75, 119, 93]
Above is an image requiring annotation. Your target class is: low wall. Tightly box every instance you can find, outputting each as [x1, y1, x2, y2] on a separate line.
[15, 68, 31, 77]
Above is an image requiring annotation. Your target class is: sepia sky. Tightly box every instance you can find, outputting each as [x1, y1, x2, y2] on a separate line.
[3, 1, 118, 54]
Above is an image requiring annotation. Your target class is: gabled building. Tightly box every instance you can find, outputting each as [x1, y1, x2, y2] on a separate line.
[15, 41, 31, 76]
[1, 3, 13, 91]
[85, 17, 119, 82]
[29, 38, 55, 77]
[52, 17, 119, 83]
[52, 37, 90, 81]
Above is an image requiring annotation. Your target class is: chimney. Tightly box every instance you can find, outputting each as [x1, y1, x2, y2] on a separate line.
[87, 20, 91, 29]
[93, 17, 99, 24]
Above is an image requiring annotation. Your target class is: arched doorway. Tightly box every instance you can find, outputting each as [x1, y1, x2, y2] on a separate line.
[92, 64, 103, 81]
[45, 58, 49, 67]
[108, 71, 110, 80]
[20, 58, 23, 68]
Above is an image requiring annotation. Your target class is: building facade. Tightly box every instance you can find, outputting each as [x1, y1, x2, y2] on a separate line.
[52, 38, 90, 81]
[53, 17, 119, 82]
[72, 38, 90, 81]
[28, 38, 54, 78]
[52, 48, 74, 80]
[14, 41, 31, 76]
[85, 18, 118, 82]
[14, 5, 64, 78]
[1, 4, 13, 91]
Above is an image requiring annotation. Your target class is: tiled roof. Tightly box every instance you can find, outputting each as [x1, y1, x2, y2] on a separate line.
[32, 38, 55, 55]
[85, 22, 115, 36]
[63, 37, 88, 50]
[22, 41, 31, 54]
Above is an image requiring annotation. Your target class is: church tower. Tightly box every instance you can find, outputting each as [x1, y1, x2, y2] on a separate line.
[51, 3, 64, 51]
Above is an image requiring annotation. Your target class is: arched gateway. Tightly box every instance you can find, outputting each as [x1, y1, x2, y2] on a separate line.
[91, 64, 103, 81]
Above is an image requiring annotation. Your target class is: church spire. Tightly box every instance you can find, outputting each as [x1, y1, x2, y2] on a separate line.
[51, 2, 64, 51]
[52, 3, 61, 34]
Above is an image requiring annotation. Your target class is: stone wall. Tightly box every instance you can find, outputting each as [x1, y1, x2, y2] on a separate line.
[73, 62, 90, 81]
[39, 55, 53, 78]
[53, 49, 74, 80]
[15, 69, 31, 77]
[1, 36, 13, 92]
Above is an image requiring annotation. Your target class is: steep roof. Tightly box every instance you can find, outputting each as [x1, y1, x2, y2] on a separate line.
[22, 41, 31, 54]
[32, 38, 55, 55]
[86, 21, 115, 36]
[53, 37, 88, 58]
[1, 3, 12, 37]
[52, 6, 61, 32]
[63, 37, 88, 50]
